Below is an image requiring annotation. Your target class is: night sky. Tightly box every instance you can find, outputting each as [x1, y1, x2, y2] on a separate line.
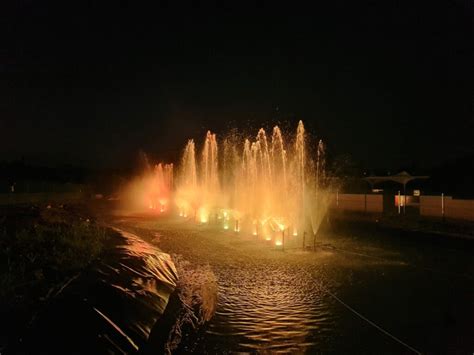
[1, 1, 472, 170]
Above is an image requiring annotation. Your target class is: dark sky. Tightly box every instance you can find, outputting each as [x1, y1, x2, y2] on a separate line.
[1, 1, 472, 170]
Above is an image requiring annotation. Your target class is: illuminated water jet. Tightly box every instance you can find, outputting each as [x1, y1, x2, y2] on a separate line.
[173, 120, 331, 247]
[119, 155, 173, 213]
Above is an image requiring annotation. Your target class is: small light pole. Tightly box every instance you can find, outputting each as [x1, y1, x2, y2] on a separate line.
[398, 190, 401, 215]
[403, 183, 407, 215]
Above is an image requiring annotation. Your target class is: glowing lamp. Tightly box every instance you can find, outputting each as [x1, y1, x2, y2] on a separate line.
[252, 222, 258, 236]
[198, 208, 208, 223]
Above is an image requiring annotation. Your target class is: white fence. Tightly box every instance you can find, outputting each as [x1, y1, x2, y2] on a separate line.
[331, 193, 474, 221]
[420, 195, 474, 221]
[332, 193, 383, 213]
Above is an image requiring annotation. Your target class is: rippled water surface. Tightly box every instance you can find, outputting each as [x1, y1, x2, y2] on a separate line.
[112, 215, 473, 354]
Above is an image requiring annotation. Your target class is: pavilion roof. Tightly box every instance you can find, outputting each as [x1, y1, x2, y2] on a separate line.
[363, 171, 429, 186]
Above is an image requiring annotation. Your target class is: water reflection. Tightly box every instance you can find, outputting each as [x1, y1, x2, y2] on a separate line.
[204, 262, 334, 353]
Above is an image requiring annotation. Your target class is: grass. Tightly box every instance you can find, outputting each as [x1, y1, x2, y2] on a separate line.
[0, 192, 84, 205]
[0, 204, 109, 309]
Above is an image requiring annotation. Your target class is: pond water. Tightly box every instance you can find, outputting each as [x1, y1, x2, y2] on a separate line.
[113, 215, 473, 354]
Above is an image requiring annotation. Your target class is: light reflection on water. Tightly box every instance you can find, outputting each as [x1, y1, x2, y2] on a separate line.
[198, 261, 336, 353]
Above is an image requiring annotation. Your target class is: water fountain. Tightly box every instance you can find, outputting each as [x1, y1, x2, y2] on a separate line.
[174, 121, 330, 247]
[118, 150, 174, 213]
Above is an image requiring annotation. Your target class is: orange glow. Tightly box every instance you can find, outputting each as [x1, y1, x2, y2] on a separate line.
[252, 220, 258, 235]
[119, 160, 173, 214]
[199, 207, 208, 223]
[122, 121, 331, 246]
